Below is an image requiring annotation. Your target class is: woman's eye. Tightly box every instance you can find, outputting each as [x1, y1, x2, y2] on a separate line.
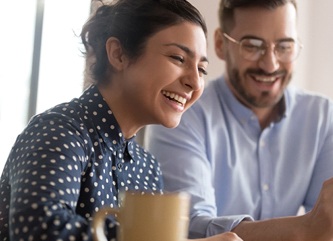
[171, 55, 184, 63]
[198, 67, 208, 76]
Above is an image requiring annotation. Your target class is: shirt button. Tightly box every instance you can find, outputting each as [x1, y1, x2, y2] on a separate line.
[117, 163, 123, 169]
[263, 184, 269, 191]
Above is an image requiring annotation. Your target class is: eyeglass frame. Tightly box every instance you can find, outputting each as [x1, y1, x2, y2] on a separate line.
[223, 32, 303, 63]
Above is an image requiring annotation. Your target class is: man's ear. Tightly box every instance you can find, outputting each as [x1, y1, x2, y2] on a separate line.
[214, 28, 226, 60]
[105, 37, 128, 71]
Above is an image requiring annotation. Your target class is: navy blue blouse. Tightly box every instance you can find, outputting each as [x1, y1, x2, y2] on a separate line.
[0, 85, 163, 241]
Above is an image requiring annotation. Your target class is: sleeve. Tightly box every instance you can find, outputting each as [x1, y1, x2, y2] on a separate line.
[5, 113, 96, 241]
[303, 100, 333, 212]
[144, 109, 252, 238]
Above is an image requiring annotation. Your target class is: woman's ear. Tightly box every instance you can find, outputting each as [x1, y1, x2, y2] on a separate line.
[214, 28, 226, 60]
[105, 37, 128, 71]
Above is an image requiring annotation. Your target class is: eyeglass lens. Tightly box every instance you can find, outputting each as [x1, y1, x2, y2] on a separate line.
[240, 38, 300, 63]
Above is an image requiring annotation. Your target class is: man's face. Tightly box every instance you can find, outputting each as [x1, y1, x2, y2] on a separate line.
[216, 3, 298, 109]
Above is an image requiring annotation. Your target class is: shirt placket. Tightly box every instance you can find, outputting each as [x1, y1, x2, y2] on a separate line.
[258, 127, 274, 219]
[113, 144, 126, 192]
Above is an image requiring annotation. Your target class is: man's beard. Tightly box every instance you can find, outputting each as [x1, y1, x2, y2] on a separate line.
[227, 66, 292, 108]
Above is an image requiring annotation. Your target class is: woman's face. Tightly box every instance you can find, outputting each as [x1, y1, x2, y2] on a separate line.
[120, 22, 208, 129]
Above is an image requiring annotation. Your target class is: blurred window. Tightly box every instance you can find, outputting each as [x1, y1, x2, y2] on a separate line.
[0, 0, 91, 172]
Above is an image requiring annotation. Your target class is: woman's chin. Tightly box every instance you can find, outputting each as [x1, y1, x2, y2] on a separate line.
[161, 118, 181, 129]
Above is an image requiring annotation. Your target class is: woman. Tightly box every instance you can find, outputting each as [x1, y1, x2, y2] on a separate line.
[0, 0, 241, 240]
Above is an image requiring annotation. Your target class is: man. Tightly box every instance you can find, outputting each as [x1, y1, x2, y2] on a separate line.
[144, 0, 333, 240]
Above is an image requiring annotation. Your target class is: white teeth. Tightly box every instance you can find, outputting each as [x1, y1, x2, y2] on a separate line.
[162, 90, 187, 105]
[255, 77, 276, 82]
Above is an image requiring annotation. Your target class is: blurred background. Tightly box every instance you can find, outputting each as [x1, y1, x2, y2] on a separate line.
[1, 0, 332, 173]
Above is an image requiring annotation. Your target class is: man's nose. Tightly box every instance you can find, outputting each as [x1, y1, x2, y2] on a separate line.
[258, 48, 280, 73]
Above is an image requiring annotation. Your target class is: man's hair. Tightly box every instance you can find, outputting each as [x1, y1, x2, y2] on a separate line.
[218, 0, 297, 33]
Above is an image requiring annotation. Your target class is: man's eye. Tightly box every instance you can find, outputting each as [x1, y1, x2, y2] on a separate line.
[242, 39, 264, 53]
[276, 42, 294, 53]
[171, 55, 184, 63]
[242, 44, 261, 53]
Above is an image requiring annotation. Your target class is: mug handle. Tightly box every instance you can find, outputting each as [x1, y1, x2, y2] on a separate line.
[92, 207, 119, 241]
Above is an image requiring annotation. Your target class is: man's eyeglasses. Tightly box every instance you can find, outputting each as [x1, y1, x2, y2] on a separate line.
[223, 33, 303, 63]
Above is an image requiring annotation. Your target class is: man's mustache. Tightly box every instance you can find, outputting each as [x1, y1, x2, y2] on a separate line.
[246, 69, 286, 76]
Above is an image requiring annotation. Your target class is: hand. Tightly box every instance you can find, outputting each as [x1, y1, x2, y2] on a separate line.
[301, 177, 333, 241]
[191, 232, 243, 241]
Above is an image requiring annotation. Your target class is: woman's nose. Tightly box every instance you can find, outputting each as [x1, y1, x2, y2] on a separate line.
[181, 67, 204, 91]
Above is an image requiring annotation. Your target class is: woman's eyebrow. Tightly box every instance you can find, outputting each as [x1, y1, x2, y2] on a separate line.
[164, 43, 209, 63]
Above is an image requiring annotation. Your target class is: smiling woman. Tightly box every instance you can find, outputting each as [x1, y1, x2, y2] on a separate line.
[0, 1, 211, 240]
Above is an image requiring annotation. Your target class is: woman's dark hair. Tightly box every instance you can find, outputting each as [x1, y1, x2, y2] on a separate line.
[219, 0, 297, 33]
[81, 0, 207, 84]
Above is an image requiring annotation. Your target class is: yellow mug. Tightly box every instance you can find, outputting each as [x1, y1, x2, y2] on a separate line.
[92, 192, 190, 241]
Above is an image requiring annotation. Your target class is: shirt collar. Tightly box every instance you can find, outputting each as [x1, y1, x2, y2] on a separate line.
[79, 85, 136, 154]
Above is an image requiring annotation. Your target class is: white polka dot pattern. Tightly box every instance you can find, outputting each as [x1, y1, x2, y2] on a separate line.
[0, 85, 163, 241]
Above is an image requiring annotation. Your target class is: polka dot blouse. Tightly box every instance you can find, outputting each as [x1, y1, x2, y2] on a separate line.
[0, 85, 163, 241]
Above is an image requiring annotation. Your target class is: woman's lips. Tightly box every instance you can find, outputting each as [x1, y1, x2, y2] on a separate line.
[162, 90, 187, 106]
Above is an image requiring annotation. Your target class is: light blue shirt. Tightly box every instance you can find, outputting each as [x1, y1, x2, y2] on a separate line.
[144, 76, 333, 238]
